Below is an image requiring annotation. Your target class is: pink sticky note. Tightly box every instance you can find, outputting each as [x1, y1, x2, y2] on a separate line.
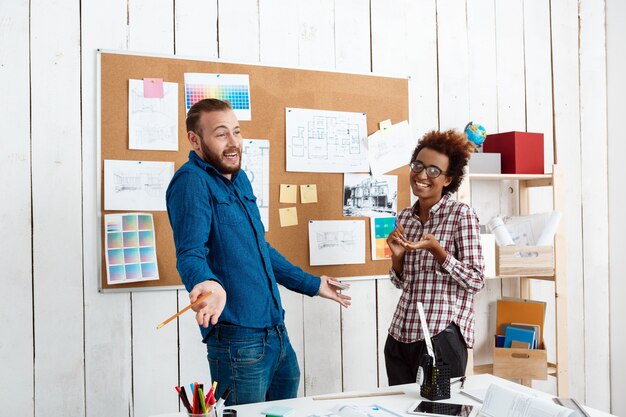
[143, 78, 164, 98]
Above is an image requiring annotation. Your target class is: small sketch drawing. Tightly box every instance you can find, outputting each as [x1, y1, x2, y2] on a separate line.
[242, 139, 270, 231]
[128, 79, 178, 151]
[104, 160, 174, 211]
[113, 169, 167, 196]
[316, 230, 356, 251]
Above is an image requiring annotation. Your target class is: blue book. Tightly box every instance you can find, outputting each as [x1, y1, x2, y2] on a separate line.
[504, 326, 535, 349]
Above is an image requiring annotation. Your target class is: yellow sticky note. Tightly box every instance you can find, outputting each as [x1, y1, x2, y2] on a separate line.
[379, 119, 392, 135]
[279, 207, 298, 227]
[280, 184, 298, 204]
[300, 184, 318, 204]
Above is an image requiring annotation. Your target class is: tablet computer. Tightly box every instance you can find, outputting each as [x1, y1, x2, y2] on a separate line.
[407, 400, 477, 417]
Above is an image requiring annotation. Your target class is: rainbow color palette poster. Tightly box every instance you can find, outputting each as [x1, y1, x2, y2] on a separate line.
[184, 73, 251, 120]
[370, 217, 395, 260]
[105, 213, 159, 284]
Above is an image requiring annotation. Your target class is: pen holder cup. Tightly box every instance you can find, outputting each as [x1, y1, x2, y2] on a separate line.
[420, 361, 451, 401]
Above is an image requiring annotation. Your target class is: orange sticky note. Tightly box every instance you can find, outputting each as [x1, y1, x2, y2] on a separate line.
[279, 207, 298, 227]
[280, 184, 297, 204]
[300, 184, 318, 204]
[143, 78, 164, 98]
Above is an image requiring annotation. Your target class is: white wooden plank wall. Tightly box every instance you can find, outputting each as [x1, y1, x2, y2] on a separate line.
[1, 1, 624, 416]
[0, 1, 33, 415]
[606, 1, 626, 415]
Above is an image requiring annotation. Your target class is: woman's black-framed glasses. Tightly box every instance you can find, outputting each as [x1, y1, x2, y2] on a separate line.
[409, 161, 447, 179]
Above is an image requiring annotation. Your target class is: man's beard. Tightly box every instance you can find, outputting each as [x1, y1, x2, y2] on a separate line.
[200, 140, 241, 175]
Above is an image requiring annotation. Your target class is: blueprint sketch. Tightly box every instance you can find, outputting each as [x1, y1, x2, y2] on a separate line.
[308, 220, 365, 266]
[242, 139, 270, 231]
[128, 79, 179, 151]
[285, 108, 369, 173]
[104, 160, 174, 211]
[367, 120, 416, 176]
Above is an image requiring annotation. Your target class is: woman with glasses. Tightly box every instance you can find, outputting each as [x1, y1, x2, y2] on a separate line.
[384, 129, 485, 385]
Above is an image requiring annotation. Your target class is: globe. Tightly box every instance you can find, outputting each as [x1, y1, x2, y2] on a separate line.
[464, 122, 487, 148]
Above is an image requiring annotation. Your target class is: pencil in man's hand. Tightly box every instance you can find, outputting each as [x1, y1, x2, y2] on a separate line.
[156, 291, 213, 329]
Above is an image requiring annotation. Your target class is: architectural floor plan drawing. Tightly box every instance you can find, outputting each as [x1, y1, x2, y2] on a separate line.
[308, 220, 366, 266]
[242, 139, 270, 231]
[128, 79, 179, 151]
[104, 160, 174, 211]
[286, 108, 369, 173]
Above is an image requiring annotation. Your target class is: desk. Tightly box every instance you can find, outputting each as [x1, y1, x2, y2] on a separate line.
[153, 374, 615, 417]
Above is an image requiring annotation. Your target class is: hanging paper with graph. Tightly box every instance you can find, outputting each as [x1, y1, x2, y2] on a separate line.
[104, 213, 159, 285]
[184, 73, 251, 120]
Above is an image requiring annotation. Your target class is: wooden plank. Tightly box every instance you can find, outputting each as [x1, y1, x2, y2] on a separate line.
[178, 291, 213, 394]
[334, 0, 371, 73]
[472, 279, 501, 366]
[376, 279, 402, 387]
[606, 1, 626, 414]
[551, 0, 584, 400]
[371, 0, 408, 77]
[494, 0, 526, 132]
[31, 0, 84, 415]
[436, 0, 470, 130]
[82, 1, 133, 415]
[132, 292, 179, 417]
[259, 0, 300, 66]
[0, 1, 33, 414]
[303, 296, 342, 395]
[128, 0, 174, 53]
[297, 0, 335, 69]
[174, 0, 218, 58]
[579, 0, 610, 408]
[341, 280, 378, 391]
[218, 0, 260, 62]
[280, 287, 305, 397]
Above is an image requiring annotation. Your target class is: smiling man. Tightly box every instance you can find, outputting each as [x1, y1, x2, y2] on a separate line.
[165, 99, 351, 405]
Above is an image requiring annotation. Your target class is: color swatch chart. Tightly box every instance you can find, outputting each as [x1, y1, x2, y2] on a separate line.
[371, 217, 395, 260]
[184, 73, 251, 120]
[105, 213, 159, 284]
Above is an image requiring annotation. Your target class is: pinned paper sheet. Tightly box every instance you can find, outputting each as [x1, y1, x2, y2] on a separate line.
[300, 184, 318, 204]
[143, 78, 164, 98]
[379, 119, 392, 135]
[280, 184, 298, 204]
[279, 207, 298, 227]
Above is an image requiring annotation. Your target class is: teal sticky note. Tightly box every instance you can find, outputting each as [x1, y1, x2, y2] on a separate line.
[261, 405, 294, 417]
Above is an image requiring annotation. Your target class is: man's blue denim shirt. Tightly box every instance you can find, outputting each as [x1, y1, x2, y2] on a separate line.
[166, 151, 321, 341]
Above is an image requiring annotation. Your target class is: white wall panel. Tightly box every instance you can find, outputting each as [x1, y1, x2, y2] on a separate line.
[178, 291, 213, 392]
[82, 0, 133, 415]
[297, 0, 335, 69]
[0, 0, 33, 414]
[218, 0, 260, 62]
[550, 0, 585, 402]
[341, 280, 378, 391]
[607, 0, 626, 414]
[334, 0, 371, 73]
[175, 0, 218, 59]
[579, 0, 610, 410]
[436, 0, 470, 131]
[279, 287, 305, 397]
[375, 279, 402, 387]
[129, 0, 174, 54]
[31, 0, 84, 415]
[259, 0, 300, 66]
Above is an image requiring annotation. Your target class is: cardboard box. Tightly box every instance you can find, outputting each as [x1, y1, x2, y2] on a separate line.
[496, 245, 554, 277]
[468, 152, 501, 174]
[483, 131, 544, 174]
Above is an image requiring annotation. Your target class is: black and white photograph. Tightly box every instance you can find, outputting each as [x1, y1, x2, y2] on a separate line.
[343, 173, 397, 217]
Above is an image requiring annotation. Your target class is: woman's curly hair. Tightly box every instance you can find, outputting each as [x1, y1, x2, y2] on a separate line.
[410, 129, 475, 195]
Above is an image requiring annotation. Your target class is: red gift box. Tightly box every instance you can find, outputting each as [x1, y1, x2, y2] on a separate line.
[483, 131, 544, 174]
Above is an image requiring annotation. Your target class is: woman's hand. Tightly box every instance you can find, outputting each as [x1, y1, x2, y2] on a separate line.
[399, 233, 447, 264]
[386, 222, 408, 258]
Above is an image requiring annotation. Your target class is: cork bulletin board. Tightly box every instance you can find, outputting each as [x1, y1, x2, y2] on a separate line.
[98, 50, 410, 291]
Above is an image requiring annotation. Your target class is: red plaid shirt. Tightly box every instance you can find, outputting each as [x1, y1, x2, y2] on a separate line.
[388, 194, 485, 347]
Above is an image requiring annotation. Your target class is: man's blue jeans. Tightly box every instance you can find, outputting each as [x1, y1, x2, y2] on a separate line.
[206, 323, 300, 405]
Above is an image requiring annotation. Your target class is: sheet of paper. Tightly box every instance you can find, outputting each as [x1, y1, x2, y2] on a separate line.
[242, 139, 270, 231]
[480, 384, 575, 417]
[280, 184, 298, 204]
[371, 217, 395, 260]
[286, 107, 369, 173]
[128, 79, 179, 151]
[300, 184, 318, 204]
[379, 119, 392, 135]
[184, 72, 251, 120]
[104, 160, 174, 211]
[367, 120, 416, 176]
[308, 220, 365, 266]
[343, 173, 397, 217]
[279, 207, 298, 227]
[104, 213, 159, 285]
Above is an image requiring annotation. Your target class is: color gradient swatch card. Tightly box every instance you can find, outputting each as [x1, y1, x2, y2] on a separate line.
[105, 213, 159, 285]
